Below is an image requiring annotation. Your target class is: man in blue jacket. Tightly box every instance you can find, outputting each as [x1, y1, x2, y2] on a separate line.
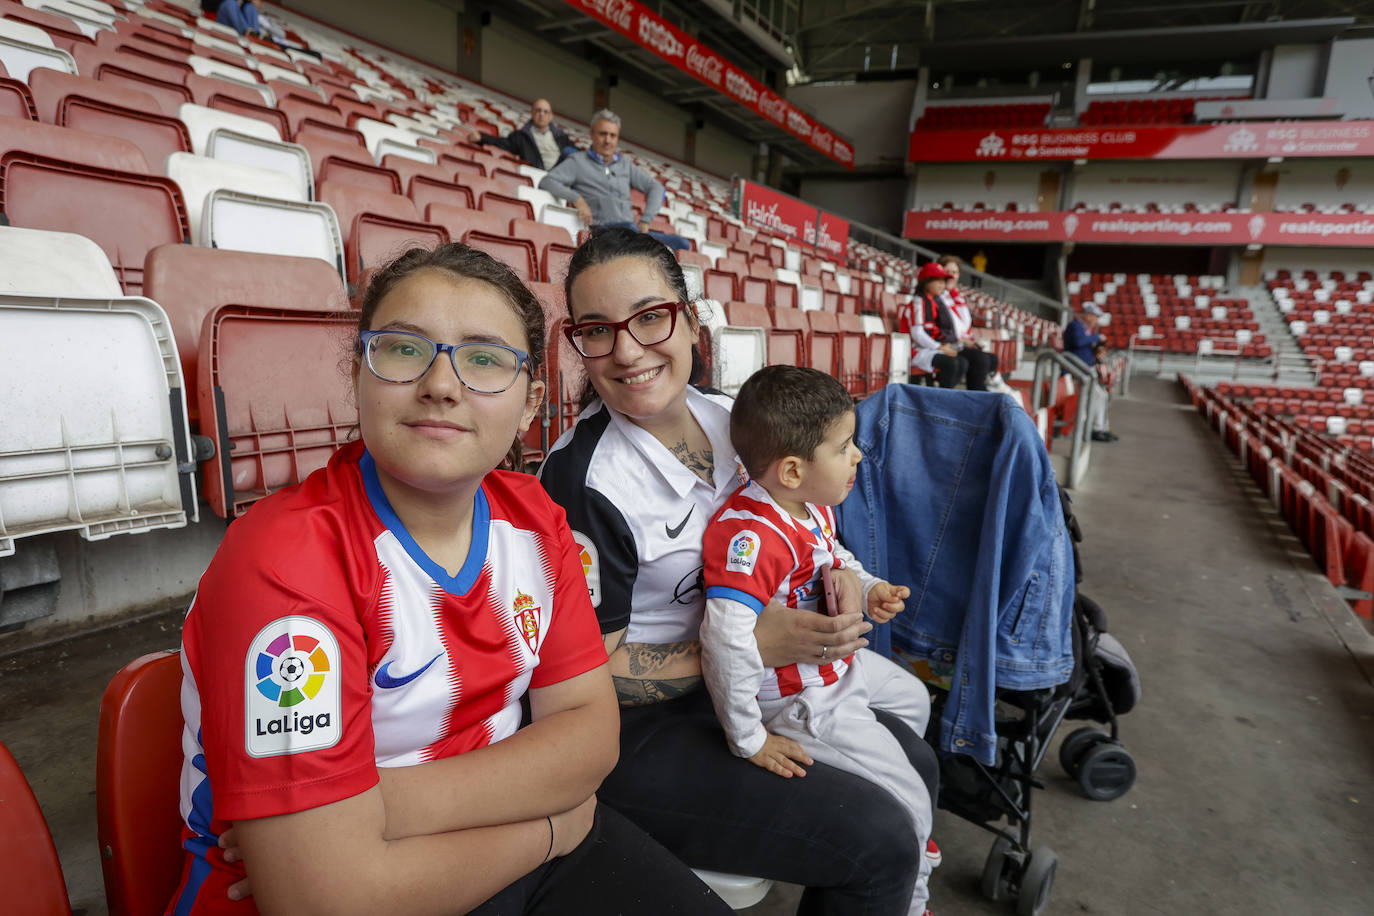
[1063, 304, 1117, 442]
[467, 98, 572, 170]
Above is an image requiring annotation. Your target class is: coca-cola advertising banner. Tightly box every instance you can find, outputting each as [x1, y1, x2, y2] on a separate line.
[903, 210, 1374, 247]
[734, 179, 852, 254]
[908, 120, 1374, 163]
[563, 0, 854, 168]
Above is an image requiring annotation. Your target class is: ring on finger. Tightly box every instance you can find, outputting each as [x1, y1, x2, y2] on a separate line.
[820, 645, 829, 660]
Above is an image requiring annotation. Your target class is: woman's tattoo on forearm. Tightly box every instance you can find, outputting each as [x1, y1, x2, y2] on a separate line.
[613, 674, 701, 706]
[613, 639, 702, 706]
[668, 440, 714, 483]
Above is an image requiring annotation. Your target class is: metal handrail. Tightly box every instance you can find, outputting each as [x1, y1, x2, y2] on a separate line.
[1032, 350, 1099, 488]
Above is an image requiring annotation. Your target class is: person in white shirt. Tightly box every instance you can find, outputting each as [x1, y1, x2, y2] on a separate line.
[468, 98, 572, 170]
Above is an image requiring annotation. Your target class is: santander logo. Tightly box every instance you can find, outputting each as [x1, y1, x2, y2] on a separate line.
[638, 16, 684, 59]
[584, 0, 633, 30]
[686, 44, 723, 85]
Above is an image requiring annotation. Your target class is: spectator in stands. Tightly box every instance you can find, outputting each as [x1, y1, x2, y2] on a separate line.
[899, 262, 966, 388]
[538, 110, 691, 252]
[170, 243, 731, 915]
[938, 254, 999, 391]
[540, 228, 938, 914]
[205, 0, 261, 38]
[1063, 303, 1118, 442]
[700, 365, 938, 916]
[466, 98, 573, 171]
[971, 250, 988, 274]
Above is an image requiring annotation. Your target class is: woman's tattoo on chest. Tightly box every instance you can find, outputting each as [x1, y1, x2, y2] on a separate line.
[669, 439, 714, 483]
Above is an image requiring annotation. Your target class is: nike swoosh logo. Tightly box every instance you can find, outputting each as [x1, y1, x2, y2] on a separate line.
[374, 653, 443, 689]
[665, 506, 694, 539]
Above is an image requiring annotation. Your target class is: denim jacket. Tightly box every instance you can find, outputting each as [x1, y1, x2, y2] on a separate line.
[836, 385, 1075, 764]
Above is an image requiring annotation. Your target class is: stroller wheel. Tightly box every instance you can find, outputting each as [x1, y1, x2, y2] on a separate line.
[1058, 726, 1106, 778]
[1077, 742, 1137, 801]
[1015, 846, 1058, 916]
[979, 836, 1017, 902]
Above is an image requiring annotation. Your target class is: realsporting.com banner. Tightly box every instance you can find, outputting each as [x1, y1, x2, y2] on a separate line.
[564, 0, 854, 168]
[908, 120, 1374, 163]
[903, 210, 1374, 247]
[734, 179, 852, 254]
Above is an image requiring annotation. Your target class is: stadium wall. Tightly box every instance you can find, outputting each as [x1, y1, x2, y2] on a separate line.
[796, 176, 910, 234]
[282, 0, 460, 71]
[786, 80, 917, 168]
[911, 164, 1043, 210]
[1070, 162, 1242, 209]
[1323, 38, 1374, 118]
[1273, 159, 1374, 210]
[1254, 246, 1373, 274]
[480, 20, 601, 128]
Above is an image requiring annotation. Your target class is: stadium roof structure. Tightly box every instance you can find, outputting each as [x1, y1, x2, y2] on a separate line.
[790, 0, 1373, 81]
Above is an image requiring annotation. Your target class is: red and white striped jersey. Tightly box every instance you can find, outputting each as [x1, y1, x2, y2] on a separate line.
[703, 480, 853, 700]
[169, 441, 606, 914]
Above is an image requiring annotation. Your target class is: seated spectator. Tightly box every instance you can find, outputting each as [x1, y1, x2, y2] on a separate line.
[539, 228, 938, 913]
[467, 98, 572, 171]
[538, 110, 690, 252]
[167, 243, 731, 914]
[205, 0, 261, 38]
[899, 262, 966, 388]
[938, 255, 998, 391]
[1063, 303, 1117, 442]
[700, 365, 939, 916]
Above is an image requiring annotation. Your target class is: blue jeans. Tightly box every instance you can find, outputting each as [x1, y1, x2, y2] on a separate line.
[216, 0, 259, 35]
[599, 221, 691, 253]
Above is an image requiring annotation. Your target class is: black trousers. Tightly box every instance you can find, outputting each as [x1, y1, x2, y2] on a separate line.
[599, 687, 940, 916]
[958, 347, 999, 391]
[930, 352, 965, 388]
[471, 803, 732, 915]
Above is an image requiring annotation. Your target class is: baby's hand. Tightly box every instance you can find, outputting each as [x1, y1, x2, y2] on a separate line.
[866, 581, 910, 623]
[748, 733, 814, 778]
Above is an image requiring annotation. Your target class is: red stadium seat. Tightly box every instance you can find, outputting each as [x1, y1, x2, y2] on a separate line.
[29, 70, 189, 173]
[728, 301, 801, 367]
[0, 73, 35, 121]
[96, 650, 185, 916]
[704, 269, 739, 302]
[1, 0, 92, 54]
[381, 152, 452, 191]
[771, 305, 810, 368]
[836, 313, 869, 397]
[196, 306, 359, 515]
[461, 230, 537, 282]
[143, 244, 350, 426]
[510, 217, 574, 252]
[0, 741, 71, 916]
[425, 201, 508, 240]
[408, 174, 474, 214]
[319, 180, 418, 248]
[280, 95, 346, 137]
[540, 242, 577, 285]
[347, 213, 448, 284]
[805, 310, 841, 379]
[479, 191, 533, 224]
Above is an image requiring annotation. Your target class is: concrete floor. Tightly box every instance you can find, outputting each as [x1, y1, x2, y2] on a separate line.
[4, 376, 1374, 915]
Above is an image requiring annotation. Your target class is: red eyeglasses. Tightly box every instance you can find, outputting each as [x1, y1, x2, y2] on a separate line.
[563, 301, 690, 358]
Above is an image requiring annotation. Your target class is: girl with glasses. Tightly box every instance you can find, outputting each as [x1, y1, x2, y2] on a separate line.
[170, 243, 729, 915]
[539, 228, 941, 914]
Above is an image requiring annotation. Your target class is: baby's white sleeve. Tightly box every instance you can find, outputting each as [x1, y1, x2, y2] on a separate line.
[700, 597, 769, 758]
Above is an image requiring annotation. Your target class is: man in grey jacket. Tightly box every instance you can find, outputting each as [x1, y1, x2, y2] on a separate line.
[539, 110, 690, 252]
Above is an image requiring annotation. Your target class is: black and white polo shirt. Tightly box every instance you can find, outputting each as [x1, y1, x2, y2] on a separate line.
[538, 387, 740, 644]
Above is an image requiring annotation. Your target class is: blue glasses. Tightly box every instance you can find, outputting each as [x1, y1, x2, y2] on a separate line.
[360, 330, 531, 393]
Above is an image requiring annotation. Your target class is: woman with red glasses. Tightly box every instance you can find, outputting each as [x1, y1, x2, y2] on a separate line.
[539, 228, 940, 914]
[169, 243, 728, 915]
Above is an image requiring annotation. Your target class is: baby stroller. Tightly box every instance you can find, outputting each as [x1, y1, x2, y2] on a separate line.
[835, 386, 1140, 916]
